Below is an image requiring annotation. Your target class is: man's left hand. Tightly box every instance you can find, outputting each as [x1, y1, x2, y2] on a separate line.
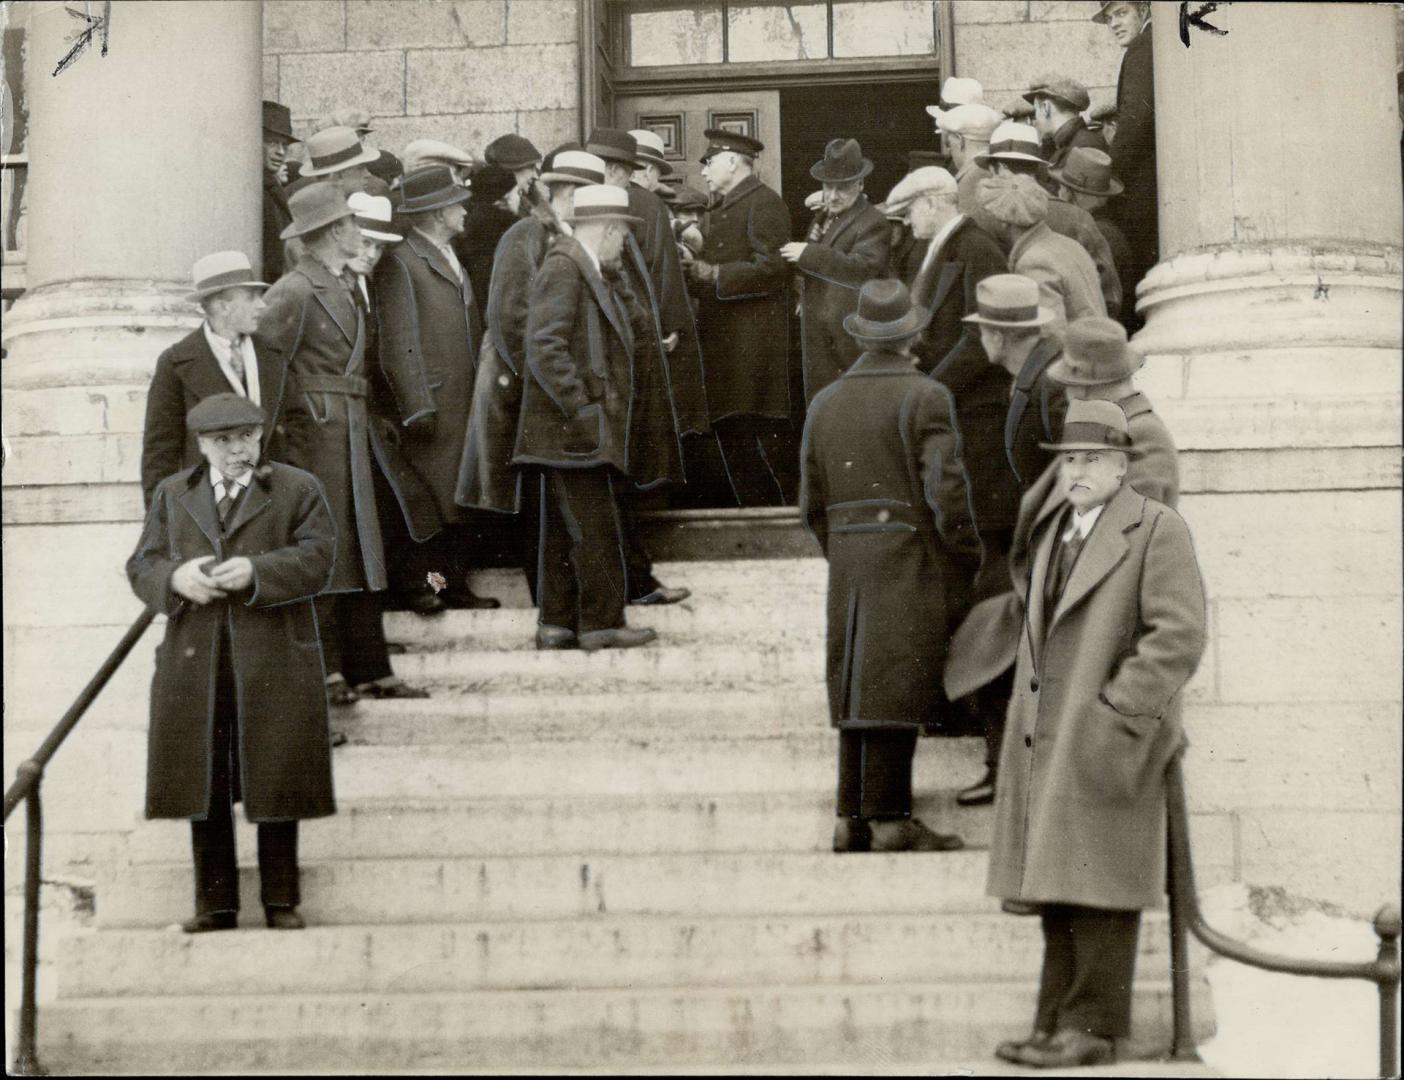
[779, 242, 808, 263]
[662, 332, 679, 354]
[208, 556, 254, 592]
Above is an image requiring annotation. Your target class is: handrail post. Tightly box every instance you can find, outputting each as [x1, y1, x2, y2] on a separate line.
[1165, 760, 1201, 1062]
[14, 763, 46, 1075]
[1375, 905, 1401, 1080]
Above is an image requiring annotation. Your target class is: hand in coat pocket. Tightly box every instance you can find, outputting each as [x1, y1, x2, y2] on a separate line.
[1084, 694, 1162, 802]
[564, 402, 603, 456]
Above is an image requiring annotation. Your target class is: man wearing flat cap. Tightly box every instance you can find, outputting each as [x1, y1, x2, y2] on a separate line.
[141, 251, 285, 508]
[128, 392, 337, 934]
[688, 128, 793, 506]
[782, 137, 891, 404]
[261, 101, 298, 281]
[985, 396, 1205, 1069]
[1025, 75, 1107, 173]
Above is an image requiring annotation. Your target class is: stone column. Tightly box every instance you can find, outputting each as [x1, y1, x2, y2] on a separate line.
[1134, 2, 1402, 909]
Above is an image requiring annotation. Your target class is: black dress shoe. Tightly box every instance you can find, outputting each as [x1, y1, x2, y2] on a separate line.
[869, 818, 964, 852]
[994, 1030, 1056, 1064]
[535, 625, 578, 650]
[354, 679, 430, 699]
[401, 590, 448, 616]
[330, 731, 349, 748]
[578, 626, 657, 651]
[1016, 1028, 1114, 1068]
[181, 911, 237, 934]
[833, 818, 872, 853]
[264, 907, 306, 931]
[629, 585, 691, 606]
[442, 589, 501, 610]
[956, 770, 996, 807]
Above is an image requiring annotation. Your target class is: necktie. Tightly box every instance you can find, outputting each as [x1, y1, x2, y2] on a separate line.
[1047, 515, 1088, 612]
[217, 482, 242, 527]
[226, 336, 247, 393]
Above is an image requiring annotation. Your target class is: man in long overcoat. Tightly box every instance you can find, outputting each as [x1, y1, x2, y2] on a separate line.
[128, 394, 336, 933]
[986, 397, 1205, 1068]
[1096, 1, 1158, 284]
[689, 128, 792, 506]
[782, 138, 891, 404]
[800, 280, 980, 854]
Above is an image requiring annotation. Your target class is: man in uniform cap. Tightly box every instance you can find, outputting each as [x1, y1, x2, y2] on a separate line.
[686, 128, 793, 506]
[142, 251, 284, 508]
[935, 103, 1004, 217]
[1024, 75, 1106, 172]
[781, 137, 891, 403]
[128, 392, 337, 934]
[261, 101, 298, 281]
[1095, 1, 1158, 287]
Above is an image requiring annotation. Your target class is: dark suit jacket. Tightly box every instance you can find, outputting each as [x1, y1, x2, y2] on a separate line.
[261, 169, 292, 282]
[1110, 23, 1158, 270]
[901, 214, 1006, 376]
[1046, 116, 1109, 172]
[140, 326, 288, 507]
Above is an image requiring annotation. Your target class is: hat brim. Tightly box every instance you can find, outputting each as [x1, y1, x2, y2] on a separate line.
[635, 154, 673, 176]
[540, 171, 597, 187]
[1045, 352, 1143, 386]
[358, 227, 403, 243]
[1048, 168, 1125, 197]
[301, 145, 381, 176]
[587, 145, 644, 169]
[974, 150, 1047, 169]
[1038, 439, 1142, 454]
[263, 129, 300, 146]
[398, 188, 473, 215]
[843, 304, 932, 342]
[961, 306, 1057, 329]
[566, 211, 646, 227]
[810, 158, 874, 184]
[280, 204, 356, 240]
[184, 280, 271, 303]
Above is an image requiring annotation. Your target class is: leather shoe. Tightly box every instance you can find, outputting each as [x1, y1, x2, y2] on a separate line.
[1001, 898, 1041, 915]
[994, 1030, 1056, 1064]
[535, 625, 578, 650]
[354, 679, 430, 700]
[400, 589, 448, 616]
[870, 818, 964, 852]
[264, 907, 306, 931]
[181, 911, 237, 934]
[833, 818, 872, 853]
[578, 626, 657, 651]
[1015, 1028, 1114, 1068]
[956, 770, 996, 807]
[442, 589, 501, 610]
[629, 585, 691, 606]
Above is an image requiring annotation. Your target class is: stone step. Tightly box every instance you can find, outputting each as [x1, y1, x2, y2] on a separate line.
[36, 979, 1211, 1073]
[57, 911, 1183, 998]
[124, 789, 994, 863]
[97, 849, 1004, 928]
[286, 735, 986, 799]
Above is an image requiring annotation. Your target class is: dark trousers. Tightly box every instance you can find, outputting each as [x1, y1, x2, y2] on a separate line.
[715, 416, 788, 507]
[1034, 904, 1142, 1039]
[613, 485, 658, 601]
[836, 728, 918, 820]
[314, 591, 393, 686]
[536, 467, 627, 634]
[190, 642, 299, 915]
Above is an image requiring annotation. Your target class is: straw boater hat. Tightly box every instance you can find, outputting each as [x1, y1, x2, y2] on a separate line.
[279, 182, 355, 240]
[300, 126, 381, 176]
[348, 192, 402, 243]
[566, 184, 644, 227]
[1046, 316, 1145, 386]
[541, 149, 607, 187]
[961, 273, 1055, 329]
[484, 134, 542, 171]
[975, 121, 1048, 169]
[1049, 147, 1124, 197]
[396, 165, 472, 215]
[843, 279, 932, 342]
[925, 76, 985, 120]
[185, 251, 269, 303]
[187, 393, 267, 434]
[262, 100, 298, 146]
[810, 138, 873, 184]
[1040, 397, 1140, 455]
[1022, 75, 1091, 113]
[629, 129, 673, 175]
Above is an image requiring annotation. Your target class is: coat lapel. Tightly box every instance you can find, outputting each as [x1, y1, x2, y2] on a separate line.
[223, 474, 272, 540]
[1049, 485, 1145, 632]
[1025, 508, 1061, 672]
[302, 260, 357, 345]
[408, 231, 466, 294]
[177, 468, 223, 554]
[562, 238, 633, 355]
[171, 329, 237, 399]
[823, 197, 869, 248]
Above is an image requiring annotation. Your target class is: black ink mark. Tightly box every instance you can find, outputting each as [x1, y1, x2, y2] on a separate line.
[1180, 2, 1229, 48]
[53, 1, 111, 77]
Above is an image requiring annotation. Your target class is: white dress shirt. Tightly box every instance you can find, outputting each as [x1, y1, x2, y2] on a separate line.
[1063, 502, 1105, 543]
[209, 467, 248, 510]
[203, 323, 261, 407]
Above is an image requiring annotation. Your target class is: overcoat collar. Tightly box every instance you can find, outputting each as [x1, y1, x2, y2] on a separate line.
[912, 215, 969, 313]
[1052, 116, 1088, 151]
[299, 257, 358, 346]
[1009, 220, 1053, 265]
[842, 350, 917, 378]
[558, 237, 633, 356]
[718, 174, 763, 211]
[407, 230, 469, 295]
[822, 195, 872, 248]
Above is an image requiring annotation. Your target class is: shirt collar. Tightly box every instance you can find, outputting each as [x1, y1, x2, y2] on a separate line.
[209, 467, 247, 493]
[1063, 502, 1104, 541]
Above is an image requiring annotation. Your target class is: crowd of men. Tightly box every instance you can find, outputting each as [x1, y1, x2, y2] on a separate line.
[128, 1, 1212, 1068]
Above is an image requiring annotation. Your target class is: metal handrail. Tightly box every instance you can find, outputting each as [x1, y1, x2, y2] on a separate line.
[1165, 755, 1402, 1078]
[4, 606, 157, 1076]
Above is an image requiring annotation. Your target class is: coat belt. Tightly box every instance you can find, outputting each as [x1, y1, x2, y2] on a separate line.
[300, 373, 369, 397]
[827, 501, 924, 532]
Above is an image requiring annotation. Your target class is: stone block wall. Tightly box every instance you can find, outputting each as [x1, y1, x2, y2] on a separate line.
[262, 0, 579, 164]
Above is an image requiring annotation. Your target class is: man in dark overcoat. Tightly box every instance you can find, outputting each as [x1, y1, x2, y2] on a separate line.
[512, 185, 660, 651]
[986, 398, 1205, 1068]
[782, 138, 891, 404]
[128, 394, 336, 933]
[800, 280, 980, 854]
[261, 101, 298, 282]
[1095, 0, 1158, 284]
[141, 251, 286, 509]
[375, 165, 500, 612]
[1024, 75, 1107, 173]
[688, 128, 792, 506]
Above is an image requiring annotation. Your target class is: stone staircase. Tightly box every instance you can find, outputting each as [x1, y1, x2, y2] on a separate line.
[36, 558, 1211, 1073]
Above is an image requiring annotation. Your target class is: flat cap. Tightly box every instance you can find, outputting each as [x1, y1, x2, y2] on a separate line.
[188, 393, 266, 433]
[886, 166, 957, 210]
[977, 173, 1049, 228]
[401, 139, 476, 176]
[1022, 75, 1091, 113]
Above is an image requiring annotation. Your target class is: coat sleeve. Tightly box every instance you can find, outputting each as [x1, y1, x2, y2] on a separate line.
[485, 226, 537, 375]
[140, 349, 187, 510]
[126, 483, 182, 615]
[1100, 506, 1207, 719]
[256, 277, 312, 428]
[525, 257, 590, 418]
[1111, 33, 1155, 182]
[246, 472, 337, 608]
[373, 255, 437, 426]
[1127, 421, 1181, 507]
[1015, 251, 1069, 340]
[795, 211, 891, 288]
[714, 196, 791, 301]
[1076, 212, 1122, 318]
[797, 407, 828, 554]
[647, 199, 696, 337]
[912, 383, 981, 563]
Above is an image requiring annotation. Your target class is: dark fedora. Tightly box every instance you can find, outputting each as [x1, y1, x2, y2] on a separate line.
[262, 100, 298, 145]
[585, 128, 643, 168]
[484, 133, 542, 171]
[1049, 147, 1124, 197]
[1039, 397, 1140, 454]
[396, 165, 472, 215]
[810, 138, 873, 184]
[842, 279, 931, 342]
[1046, 316, 1144, 386]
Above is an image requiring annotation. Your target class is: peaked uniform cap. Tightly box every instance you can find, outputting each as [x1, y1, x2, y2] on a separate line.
[1049, 146, 1124, 197]
[936, 103, 1004, 139]
[396, 165, 472, 215]
[567, 184, 645, 226]
[1040, 396, 1140, 454]
[1022, 76, 1091, 112]
[585, 128, 643, 167]
[188, 392, 267, 434]
[961, 273, 1055, 328]
[541, 149, 608, 187]
[485, 133, 543, 170]
[348, 192, 403, 242]
[925, 75, 985, 119]
[186, 251, 270, 302]
[280, 182, 356, 240]
[1046, 316, 1144, 386]
[700, 127, 765, 162]
[975, 121, 1047, 168]
[810, 138, 873, 183]
[262, 100, 298, 144]
[628, 129, 673, 175]
[843, 278, 932, 341]
[301, 126, 381, 176]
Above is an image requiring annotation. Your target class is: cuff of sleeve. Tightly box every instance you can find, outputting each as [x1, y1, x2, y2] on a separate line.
[403, 408, 435, 427]
[244, 562, 264, 607]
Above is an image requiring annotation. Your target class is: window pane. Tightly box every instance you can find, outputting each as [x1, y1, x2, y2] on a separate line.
[832, 0, 936, 58]
[727, 2, 827, 62]
[628, 6, 724, 67]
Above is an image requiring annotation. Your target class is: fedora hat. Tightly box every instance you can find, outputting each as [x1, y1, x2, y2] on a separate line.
[1049, 147, 1124, 197]
[262, 100, 298, 145]
[280, 182, 355, 240]
[961, 273, 1056, 329]
[1046, 316, 1144, 386]
[1022, 75, 1091, 113]
[348, 192, 402, 243]
[485, 133, 542, 171]
[541, 149, 607, 187]
[700, 127, 764, 163]
[924, 76, 985, 120]
[185, 250, 269, 302]
[810, 138, 873, 184]
[567, 184, 644, 227]
[1040, 397, 1139, 454]
[975, 121, 1047, 169]
[301, 126, 381, 176]
[628, 129, 673, 175]
[396, 165, 472, 215]
[585, 128, 643, 168]
[843, 279, 932, 342]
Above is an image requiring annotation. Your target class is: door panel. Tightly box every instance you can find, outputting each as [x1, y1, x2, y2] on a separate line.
[616, 90, 782, 197]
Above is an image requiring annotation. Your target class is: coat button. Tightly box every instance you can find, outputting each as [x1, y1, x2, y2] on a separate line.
[1024, 735, 1033, 748]
[184, 646, 196, 658]
[497, 374, 511, 387]
[1030, 677, 1039, 692]
[876, 509, 890, 523]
